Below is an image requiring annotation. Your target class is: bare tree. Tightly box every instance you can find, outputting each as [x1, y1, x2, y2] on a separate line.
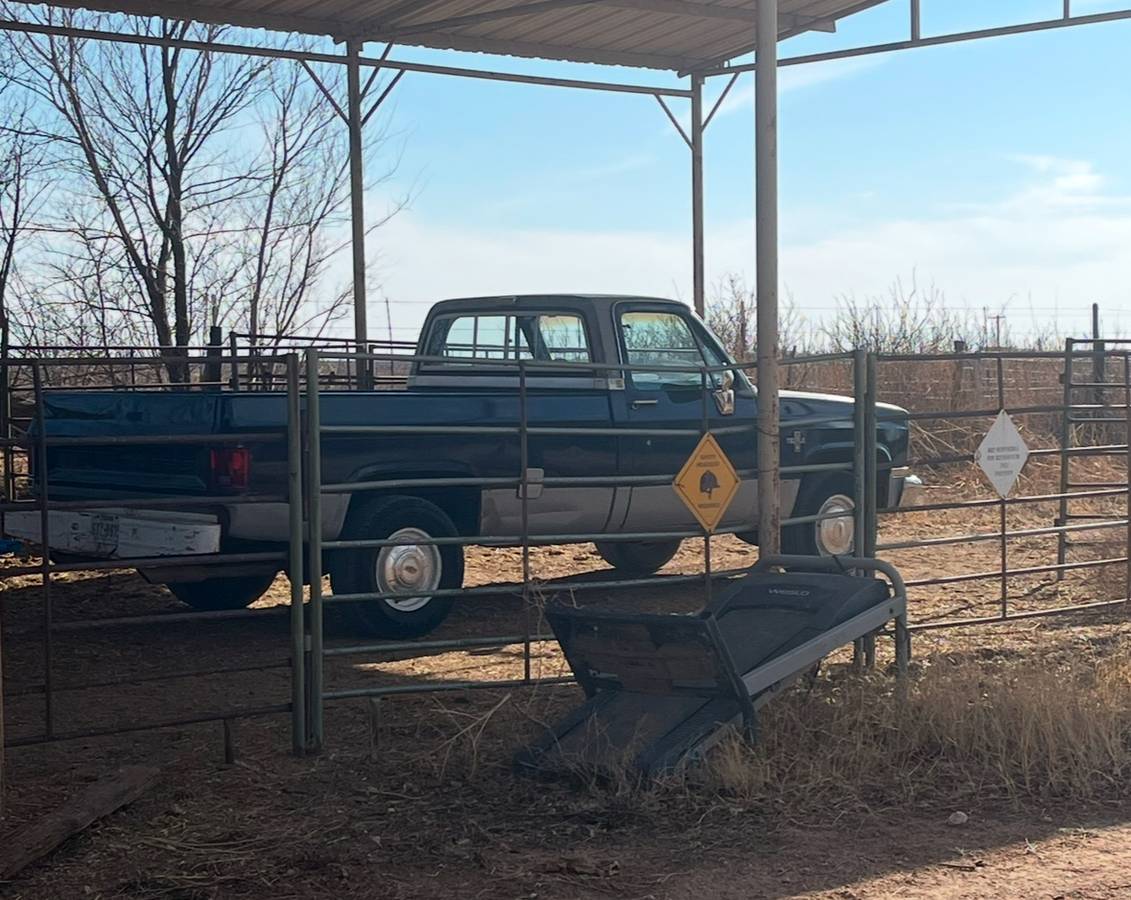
[2, 8, 400, 380]
[0, 47, 51, 366]
[822, 275, 975, 355]
[706, 275, 810, 361]
[235, 58, 360, 350]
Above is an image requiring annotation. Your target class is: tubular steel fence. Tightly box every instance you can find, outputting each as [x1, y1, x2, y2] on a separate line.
[227, 331, 415, 391]
[297, 347, 878, 750]
[873, 347, 1130, 633]
[1, 337, 1128, 762]
[0, 352, 306, 754]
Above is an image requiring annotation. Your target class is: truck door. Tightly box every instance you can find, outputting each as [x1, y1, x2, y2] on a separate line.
[613, 304, 757, 534]
[424, 309, 618, 538]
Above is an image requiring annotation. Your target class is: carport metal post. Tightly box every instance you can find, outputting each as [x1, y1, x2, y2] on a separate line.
[691, 73, 705, 318]
[347, 39, 373, 392]
[755, 0, 781, 555]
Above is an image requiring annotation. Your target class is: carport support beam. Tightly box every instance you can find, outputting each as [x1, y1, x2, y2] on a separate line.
[347, 38, 373, 391]
[691, 73, 705, 318]
[755, 0, 782, 555]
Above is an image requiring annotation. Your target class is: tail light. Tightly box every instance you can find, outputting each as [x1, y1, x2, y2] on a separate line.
[210, 447, 251, 491]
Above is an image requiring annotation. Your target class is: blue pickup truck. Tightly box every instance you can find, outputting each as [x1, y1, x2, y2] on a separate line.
[24, 295, 915, 637]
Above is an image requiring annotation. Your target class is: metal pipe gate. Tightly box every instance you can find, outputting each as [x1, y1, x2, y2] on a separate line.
[3, 340, 1128, 758]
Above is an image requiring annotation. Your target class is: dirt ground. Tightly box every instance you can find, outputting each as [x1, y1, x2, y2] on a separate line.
[3, 489, 1131, 899]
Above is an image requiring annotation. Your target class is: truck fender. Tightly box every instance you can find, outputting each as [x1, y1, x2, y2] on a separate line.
[339, 463, 482, 537]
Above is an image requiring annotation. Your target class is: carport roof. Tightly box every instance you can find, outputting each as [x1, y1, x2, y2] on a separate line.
[28, 0, 885, 71]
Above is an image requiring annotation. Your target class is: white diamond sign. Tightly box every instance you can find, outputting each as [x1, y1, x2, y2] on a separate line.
[975, 411, 1030, 498]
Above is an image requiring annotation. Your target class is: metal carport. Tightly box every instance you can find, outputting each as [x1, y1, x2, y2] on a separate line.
[3, 0, 1131, 553]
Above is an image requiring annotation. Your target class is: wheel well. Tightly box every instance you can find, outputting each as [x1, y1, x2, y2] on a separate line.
[344, 486, 481, 536]
[800, 449, 894, 505]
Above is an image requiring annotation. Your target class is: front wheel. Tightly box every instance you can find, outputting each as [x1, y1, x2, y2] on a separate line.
[329, 495, 464, 639]
[595, 539, 682, 575]
[782, 474, 858, 557]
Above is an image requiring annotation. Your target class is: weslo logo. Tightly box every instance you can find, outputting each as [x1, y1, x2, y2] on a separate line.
[768, 588, 811, 597]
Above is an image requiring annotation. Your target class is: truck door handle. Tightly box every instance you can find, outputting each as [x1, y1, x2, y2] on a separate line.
[631, 399, 659, 409]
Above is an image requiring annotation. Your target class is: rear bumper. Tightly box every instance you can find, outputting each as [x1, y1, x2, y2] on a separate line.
[889, 468, 924, 509]
[4, 508, 221, 559]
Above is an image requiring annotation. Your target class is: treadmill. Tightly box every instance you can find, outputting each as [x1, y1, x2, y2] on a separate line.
[517, 556, 909, 778]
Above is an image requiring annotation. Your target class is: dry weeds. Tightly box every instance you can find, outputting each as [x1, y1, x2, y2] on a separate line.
[705, 646, 1131, 814]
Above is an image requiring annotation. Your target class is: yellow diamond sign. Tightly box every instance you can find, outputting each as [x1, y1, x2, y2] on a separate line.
[673, 433, 741, 534]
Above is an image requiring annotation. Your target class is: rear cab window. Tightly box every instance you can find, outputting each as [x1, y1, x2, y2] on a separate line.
[424, 312, 593, 370]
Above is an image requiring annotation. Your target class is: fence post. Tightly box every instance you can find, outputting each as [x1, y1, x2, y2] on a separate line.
[32, 364, 53, 740]
[1125, 354, 1130, 605]
[0, 336, 9, 537]
[700, 368, 713, 609]
[996, 357, 1008, 619]
[204, 325, 223, 392]
[1056, 339, 1074, 578]
[863, 353, 878, 560]
[304, 349, 324, 751]
[286, 354, 305, 755]
[1, 594, 4, 817]
[519, 361, 532, 684]
[852, 349, 867, 553]
[852, 349, 868, 670]
[227, 332, 240, 391]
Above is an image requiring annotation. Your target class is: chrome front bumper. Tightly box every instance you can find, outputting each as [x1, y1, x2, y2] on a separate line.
[891, 468, 924, 508]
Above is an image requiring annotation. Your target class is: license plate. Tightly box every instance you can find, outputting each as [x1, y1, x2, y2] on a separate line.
[91, 514, 119, 552]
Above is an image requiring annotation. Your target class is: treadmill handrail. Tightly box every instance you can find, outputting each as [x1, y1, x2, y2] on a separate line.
[752, 554, 908, 600]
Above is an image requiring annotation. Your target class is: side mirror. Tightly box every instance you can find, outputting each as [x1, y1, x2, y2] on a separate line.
[713, 370, 736, 416]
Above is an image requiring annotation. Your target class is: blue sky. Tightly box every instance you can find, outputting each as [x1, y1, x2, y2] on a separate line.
[345, 0, 1131, 340]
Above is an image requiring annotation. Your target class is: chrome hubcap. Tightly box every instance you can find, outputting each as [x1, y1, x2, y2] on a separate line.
[815, 494, 855, 557]
[376, 527, 441, 612]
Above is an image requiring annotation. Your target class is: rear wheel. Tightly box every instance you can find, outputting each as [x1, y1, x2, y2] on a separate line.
[782, 473, 857, 557]
[167, 572, 278, 611]
[595, 539, 682, 575]
[329, 495, 463, 639]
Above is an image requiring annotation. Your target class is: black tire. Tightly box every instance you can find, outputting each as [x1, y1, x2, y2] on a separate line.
[167, 572, 278, 611]
[782, 473, 857, 557]
[594, 539, 682, 575]
[329, 495, 463, 639]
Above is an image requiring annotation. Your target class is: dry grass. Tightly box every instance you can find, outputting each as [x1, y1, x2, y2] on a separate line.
[705, 646, 1131, 813]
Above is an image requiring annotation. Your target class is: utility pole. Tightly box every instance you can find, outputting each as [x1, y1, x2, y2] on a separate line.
[983, 308, 1005, 349]
[1092, 302, 1105, 410]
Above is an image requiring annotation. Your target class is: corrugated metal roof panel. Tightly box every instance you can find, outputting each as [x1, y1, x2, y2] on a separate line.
[21, 0, 887, 70]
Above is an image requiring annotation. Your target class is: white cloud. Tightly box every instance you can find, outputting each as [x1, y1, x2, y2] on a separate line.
[659, 55, 885, 136]
[711, 56, 887, 122]
[356, 154, 1131, 340]
[1006, 154, 1110, 201]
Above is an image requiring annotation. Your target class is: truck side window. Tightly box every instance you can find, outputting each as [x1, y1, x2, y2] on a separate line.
[620, 311, 710, 390]
[537, 315, 590, 363]
[429, 313, 591, 366]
